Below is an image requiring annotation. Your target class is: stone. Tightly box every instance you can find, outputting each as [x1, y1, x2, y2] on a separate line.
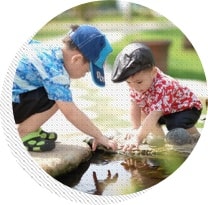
[165, 128, 192, 145]
[30, 134, 92, 177]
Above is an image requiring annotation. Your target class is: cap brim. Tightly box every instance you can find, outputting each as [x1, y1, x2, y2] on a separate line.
[90, 62, 105, 87]
[89, 36, 112, 87]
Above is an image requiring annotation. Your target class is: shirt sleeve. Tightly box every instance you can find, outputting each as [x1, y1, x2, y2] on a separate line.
[43, 70, 73, 102]
[28, 43, 73, 102]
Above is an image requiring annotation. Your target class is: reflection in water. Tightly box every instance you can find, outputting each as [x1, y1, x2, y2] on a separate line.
[56, 150, 187, 196]
[93, 170, 118, 195]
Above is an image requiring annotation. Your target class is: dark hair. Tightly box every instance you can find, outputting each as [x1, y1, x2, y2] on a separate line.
[62, 24, 88, 62]
[62, 24, 80, 50]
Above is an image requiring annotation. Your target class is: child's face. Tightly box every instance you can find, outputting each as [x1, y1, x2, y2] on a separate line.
[62, 46, 90, 79]
[126, 67, 156, 94]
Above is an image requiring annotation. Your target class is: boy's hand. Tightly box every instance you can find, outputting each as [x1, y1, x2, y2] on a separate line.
[122, 137, 139, 152]
[125, 128, 138, 140]
[122, 127, 144, 151]
[122, 135, 143, 152]
[92, 136, 118, 151]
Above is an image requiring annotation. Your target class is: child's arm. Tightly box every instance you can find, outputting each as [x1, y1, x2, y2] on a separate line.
[123, 110, 163, 151]
[130, 100, 142, 129]
[138, 110, 163, 140]
[56, 101, 117, 151]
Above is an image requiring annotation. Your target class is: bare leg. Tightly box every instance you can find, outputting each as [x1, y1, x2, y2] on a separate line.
[18, 104, 58, 137]
[186, 126, 200, 135]
[151, 124, 166, 137]
[187, 126, 200, 143]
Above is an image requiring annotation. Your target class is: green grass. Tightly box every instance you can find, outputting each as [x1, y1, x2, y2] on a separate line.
[108, 28, 206, 81]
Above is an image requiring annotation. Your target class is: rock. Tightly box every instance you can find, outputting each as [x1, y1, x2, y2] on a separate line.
[165, 143, 197, 155]
[165, 128, 192, 145]
[30, 134, 92, 177]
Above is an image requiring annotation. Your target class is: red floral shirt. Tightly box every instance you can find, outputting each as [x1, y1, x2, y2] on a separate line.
[130, 68, 202, 115]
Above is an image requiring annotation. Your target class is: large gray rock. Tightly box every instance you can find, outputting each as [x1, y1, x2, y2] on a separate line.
[30, 134, 92, 177]
[165, 128, 200, 145]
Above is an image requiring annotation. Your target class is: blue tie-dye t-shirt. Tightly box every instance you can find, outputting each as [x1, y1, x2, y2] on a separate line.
[12, 40, 72, 103]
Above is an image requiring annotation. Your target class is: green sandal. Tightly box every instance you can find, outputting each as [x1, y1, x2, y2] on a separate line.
[22, 131, 55, 152]
[38, 128, 58, 141]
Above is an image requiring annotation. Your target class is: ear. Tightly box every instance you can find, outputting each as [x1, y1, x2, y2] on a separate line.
[71, 54, 83, 64]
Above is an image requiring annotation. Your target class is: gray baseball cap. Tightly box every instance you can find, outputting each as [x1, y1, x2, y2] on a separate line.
[111, 43, 155, 82]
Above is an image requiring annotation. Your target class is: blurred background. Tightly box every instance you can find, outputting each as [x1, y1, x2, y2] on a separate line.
[34, 0, 205, 81]
[34, 0, 207, 132]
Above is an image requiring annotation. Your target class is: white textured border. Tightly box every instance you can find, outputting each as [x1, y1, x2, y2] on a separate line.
[0, 0, 208, 205]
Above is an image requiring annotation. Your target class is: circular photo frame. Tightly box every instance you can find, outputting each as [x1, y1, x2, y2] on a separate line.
[0, 1, 207, 205]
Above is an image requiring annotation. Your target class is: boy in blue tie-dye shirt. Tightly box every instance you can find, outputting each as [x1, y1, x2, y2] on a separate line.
[12, 25, 117, 152]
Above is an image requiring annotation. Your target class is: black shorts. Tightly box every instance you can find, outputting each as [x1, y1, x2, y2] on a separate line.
[158, 107, 202, 130]
[12, 87, 55, 124]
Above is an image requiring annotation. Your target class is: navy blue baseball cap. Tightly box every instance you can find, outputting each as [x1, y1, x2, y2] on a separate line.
[70, 25, 113, 87]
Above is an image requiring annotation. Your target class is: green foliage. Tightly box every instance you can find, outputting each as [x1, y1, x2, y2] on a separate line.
[108, 28, 206, 81]
[156, 151, 187, 175]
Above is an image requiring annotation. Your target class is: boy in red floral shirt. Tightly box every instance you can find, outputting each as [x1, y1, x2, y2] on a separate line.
[111, 43, 202, 151]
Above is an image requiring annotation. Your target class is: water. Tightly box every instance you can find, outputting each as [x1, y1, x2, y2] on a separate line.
[56, 149, 187, 196]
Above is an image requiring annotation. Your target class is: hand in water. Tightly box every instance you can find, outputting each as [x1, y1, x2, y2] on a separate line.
[122, 138, 139, 152]
[122, 129, 143, 152]
[92, 135, 118, 151]
[125, 128, 138, 140]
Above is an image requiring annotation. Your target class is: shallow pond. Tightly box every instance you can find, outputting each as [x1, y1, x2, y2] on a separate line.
[56, 149, 188, 196]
